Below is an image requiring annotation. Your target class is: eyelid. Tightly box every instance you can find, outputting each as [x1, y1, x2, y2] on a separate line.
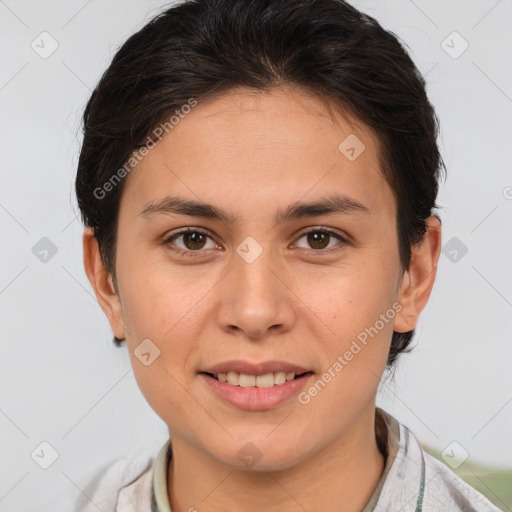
[293, 225, 347, 240]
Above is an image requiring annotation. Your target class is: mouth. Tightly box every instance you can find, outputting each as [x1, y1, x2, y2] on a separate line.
[201, 370, 314, 388]
[199, 360, 315, 410]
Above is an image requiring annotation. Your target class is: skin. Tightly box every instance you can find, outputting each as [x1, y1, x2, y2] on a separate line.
[83, 84, 441, 512]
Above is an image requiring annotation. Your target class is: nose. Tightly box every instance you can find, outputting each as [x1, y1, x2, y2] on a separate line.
[216, 243, 296, 340]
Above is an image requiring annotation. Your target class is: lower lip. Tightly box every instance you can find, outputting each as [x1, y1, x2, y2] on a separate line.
[199, 372, 314, 411]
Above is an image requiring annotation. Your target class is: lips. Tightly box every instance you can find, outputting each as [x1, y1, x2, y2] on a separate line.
[199, 365, 314, 410]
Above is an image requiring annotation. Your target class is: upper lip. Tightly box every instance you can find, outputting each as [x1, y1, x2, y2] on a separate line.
[201, 360, 312, 375]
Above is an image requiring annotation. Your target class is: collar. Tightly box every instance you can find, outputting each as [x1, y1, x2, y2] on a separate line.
[363, 407, 425, 511]
[151, 438, 172, 512]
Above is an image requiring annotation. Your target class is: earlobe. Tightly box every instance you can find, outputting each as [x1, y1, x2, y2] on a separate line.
[82, 227, 126, 340]
[393, 216, 442, 333]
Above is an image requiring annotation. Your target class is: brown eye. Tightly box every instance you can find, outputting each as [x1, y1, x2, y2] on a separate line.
[294, 228, 346, 252]
[182, 231, 207, 250]
[307, 231, 330, 250]
[164, 228, 218, 256]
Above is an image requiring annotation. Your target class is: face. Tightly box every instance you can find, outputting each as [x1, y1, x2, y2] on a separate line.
[87, 85, 432, 471]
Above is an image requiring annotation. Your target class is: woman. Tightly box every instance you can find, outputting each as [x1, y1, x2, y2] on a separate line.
[75, 0, 502, 510]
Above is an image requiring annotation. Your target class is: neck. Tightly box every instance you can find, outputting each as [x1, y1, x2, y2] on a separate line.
[167, 404, 385, 512]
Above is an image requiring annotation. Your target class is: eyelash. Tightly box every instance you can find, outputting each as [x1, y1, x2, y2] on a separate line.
[162, 227, 348, 258]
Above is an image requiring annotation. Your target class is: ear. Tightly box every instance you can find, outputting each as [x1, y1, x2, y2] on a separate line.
[82, 227, 126, 340]
[394, 215, 442, 333]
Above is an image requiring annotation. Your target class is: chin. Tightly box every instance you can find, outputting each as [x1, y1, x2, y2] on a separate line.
[208, 437, 309, 473]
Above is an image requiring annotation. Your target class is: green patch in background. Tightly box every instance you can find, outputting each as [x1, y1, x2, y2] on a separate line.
[422, 445, 512, 511]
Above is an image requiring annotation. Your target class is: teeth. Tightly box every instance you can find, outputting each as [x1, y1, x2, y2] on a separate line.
[255, 373, 274, 388]
[274, 371, 286, 385]
[213, 371, 298, 387]
[226, 371, 239, 386]
[239, 374, 256, 387]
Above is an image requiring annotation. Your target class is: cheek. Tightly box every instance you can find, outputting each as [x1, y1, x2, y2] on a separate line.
[296, 266, 397, 421]
[118, 262, 208, 418]
[118, 250, 207, 334]
[118, 257, 218, 398]
[299, 254, 399, 341]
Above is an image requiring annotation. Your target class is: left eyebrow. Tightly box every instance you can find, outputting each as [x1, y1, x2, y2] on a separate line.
[274, 194, 370, 224]
[138, 193, 370, 224]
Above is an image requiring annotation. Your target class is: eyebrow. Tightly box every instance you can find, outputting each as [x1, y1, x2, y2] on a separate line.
[139, 194, 370, 224]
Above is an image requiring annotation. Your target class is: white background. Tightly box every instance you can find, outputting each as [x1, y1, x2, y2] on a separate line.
[0, 0, 511, 510]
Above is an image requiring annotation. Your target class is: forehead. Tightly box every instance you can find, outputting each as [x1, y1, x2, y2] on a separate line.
[119, 84, 394, 223]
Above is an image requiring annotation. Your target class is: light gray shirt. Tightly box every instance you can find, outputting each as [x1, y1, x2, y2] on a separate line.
[77, 408, 504, 512]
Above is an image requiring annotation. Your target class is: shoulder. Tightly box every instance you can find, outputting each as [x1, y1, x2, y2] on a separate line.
[373, 409, 503, 512]
[75, 447, 155, 512]
[422, 450, 503, 512]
